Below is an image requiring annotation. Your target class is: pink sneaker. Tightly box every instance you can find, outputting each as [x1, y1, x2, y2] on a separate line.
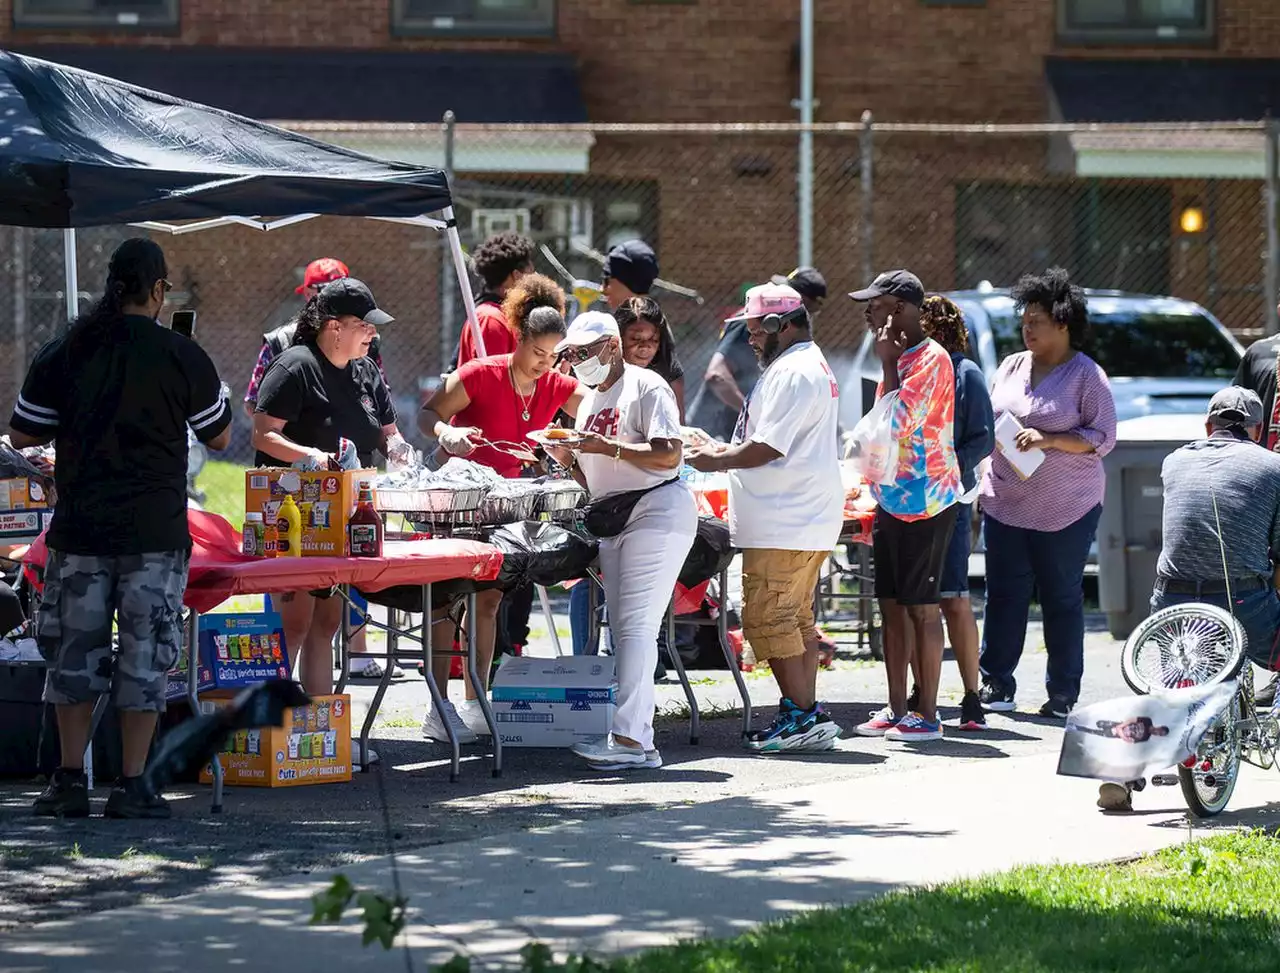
[854, 706, 900, 738]
[884, 712, 944, 742]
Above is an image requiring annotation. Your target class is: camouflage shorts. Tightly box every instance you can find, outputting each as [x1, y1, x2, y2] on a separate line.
[37, 549, 190, 712]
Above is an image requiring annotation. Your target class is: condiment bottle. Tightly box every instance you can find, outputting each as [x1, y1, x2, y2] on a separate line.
[347, 480, 383, 557]
[242, 512, 264, 557]
[277, 494, 303, 557]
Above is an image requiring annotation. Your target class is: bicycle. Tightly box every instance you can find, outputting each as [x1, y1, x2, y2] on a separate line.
[1121, 602, 1280, 817]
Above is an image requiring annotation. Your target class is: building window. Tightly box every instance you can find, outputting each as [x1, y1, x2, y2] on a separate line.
[1058, 0, 1214, 45]
[13, 0, 178, 29]
[392, 0, 555, 37]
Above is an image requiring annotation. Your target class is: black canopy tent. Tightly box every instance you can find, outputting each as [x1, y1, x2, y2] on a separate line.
[0, 48, 488, 354]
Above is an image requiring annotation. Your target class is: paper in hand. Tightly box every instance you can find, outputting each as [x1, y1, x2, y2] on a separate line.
[994, 412, 1045, 480]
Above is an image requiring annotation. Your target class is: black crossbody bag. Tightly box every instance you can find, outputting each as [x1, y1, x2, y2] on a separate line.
[583, 476, 680, 538]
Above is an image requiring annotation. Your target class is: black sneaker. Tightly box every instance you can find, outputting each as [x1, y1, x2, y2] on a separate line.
[979, 680, 1016, 713]
[1039, 696, 1073, 719]
[104, 778, 172, 820]
[33, 769, 90, 818]
[906, 684, 920, 712]
[1255, 673, 1279, 710]
[958, 691, 987, 731]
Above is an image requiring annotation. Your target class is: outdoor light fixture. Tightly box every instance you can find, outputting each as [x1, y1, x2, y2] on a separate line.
[1180, 206, 1205, 234]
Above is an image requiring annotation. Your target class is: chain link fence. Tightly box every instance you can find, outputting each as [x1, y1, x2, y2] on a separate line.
[0, 119, 1272, 461]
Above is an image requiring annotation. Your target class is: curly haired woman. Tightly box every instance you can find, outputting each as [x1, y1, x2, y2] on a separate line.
[977, 268, 1116, 720]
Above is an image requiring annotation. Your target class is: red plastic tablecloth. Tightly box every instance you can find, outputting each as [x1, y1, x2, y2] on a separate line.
[23, 510, 504, 614]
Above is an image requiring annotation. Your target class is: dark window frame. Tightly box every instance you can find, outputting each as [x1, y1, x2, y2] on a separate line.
[1057, 0, 1215, 46]
[391, 0, 556, 38]
[13, 0, 179, 30]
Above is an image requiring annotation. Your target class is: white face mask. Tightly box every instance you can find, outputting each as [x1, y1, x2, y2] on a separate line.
[572, 354, 611, 387]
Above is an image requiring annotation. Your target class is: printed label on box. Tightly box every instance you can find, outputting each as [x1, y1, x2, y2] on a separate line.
[200, 693, 352, 788]
[198, 612, 290, 689]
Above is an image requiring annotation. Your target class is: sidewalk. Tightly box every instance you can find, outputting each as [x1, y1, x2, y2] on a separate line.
[4, 751, 1278, 973]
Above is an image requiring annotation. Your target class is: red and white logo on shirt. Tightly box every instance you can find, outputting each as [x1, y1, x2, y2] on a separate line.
[584, 408, 620, 438]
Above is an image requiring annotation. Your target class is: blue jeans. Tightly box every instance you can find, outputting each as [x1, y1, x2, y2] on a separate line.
[979, 504, 1102, 704]
[1151, 586, 1280, 672]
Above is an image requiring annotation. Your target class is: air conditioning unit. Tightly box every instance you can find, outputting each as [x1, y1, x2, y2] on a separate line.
[472, 208, 531, 239]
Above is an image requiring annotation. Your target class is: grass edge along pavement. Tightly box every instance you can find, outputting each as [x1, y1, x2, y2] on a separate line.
[403, 830, 1280, 973]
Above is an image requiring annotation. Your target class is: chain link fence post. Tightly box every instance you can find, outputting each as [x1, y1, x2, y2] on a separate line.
[860, 110, 874, 285]
[439, 110, 459, 372]
[1266, 117, 1279, 336]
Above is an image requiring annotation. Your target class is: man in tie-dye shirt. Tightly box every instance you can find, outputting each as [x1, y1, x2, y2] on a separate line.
[849, 269, 961, 743]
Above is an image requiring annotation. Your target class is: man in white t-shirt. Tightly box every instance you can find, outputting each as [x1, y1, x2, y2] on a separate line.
[688, 282, 844, 753]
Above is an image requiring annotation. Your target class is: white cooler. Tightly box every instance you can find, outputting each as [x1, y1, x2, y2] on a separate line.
[490, 656, 616, 748]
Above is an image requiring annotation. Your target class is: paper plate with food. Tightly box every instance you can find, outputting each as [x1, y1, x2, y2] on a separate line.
[527, 427, 586, 448]
[679, 426, 718, 449]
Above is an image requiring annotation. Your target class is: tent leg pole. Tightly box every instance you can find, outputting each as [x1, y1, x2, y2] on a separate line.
[443, 208, 485, 358]
[62, 228, 78, 322]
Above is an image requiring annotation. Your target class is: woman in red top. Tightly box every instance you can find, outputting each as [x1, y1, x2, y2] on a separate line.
[417, 273, 581, 741]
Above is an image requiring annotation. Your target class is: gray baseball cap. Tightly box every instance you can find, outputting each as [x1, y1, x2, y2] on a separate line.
[1207, 386, 1263, 427]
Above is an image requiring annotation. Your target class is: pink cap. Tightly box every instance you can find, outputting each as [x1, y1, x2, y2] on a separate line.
[724, 282, 805, 324]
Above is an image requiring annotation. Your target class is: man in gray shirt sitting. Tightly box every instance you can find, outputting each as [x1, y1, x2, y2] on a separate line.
[1100, 386, 1280, 812]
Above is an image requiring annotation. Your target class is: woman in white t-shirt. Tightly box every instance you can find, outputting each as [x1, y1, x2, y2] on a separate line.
[547, 311, 697, 771]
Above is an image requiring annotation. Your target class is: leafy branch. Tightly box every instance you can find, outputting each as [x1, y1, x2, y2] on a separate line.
[310, 874, 409, 950]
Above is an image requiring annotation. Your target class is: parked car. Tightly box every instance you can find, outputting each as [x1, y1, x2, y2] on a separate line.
[840, 284, 1244, 435]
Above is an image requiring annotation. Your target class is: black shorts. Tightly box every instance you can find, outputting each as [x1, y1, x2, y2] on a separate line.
[873, 505, 960, 606]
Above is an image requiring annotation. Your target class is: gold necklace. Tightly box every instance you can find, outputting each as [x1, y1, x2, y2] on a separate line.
[509, 362, 536, 421]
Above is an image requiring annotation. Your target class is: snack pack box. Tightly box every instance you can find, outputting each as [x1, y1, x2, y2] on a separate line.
[198, 612, 290, 689]
[0, 477, 52, 539]
[245, 468, 375, 557]
[199, 693, 352, 788]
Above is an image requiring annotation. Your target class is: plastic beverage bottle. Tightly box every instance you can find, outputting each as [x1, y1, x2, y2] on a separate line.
[242, 512, 263, 556]
[277, 494, 303, 557]
[347, 480, 383, 557]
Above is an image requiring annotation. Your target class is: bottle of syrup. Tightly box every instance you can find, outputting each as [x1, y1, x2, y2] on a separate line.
[347, 480, 383, 557]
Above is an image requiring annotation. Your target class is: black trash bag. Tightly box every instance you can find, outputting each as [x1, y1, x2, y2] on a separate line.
[142, 680, 309, 798]
[678, 516, 736, 589]
[357, 577, 477, 614]
[487, 521, 599, 592]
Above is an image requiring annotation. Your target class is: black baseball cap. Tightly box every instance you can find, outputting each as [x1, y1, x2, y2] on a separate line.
[602, 240, 659, 295]
[849, 269, 925, 307]
[316, 278, 394, 326]
[770, 267, 827, 302]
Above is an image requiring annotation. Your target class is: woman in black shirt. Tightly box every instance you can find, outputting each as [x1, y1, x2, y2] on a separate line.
[253, 279, 403, 698]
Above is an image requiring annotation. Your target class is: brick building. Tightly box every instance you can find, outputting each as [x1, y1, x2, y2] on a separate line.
[2, 0, 1277, 446]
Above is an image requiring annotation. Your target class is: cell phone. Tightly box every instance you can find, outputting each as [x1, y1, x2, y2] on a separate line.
[171, 310, 197, 339]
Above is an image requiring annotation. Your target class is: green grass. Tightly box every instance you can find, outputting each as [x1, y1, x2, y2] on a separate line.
[439, 832, 1280, 973]
[197, 459, 249, 525]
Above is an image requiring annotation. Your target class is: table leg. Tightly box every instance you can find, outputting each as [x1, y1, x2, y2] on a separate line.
[663, 602, 699, 745]
[185, 609, 222, 813]
[537, 585, 564, 657]
[714, 567, 753, 738]
[358, 606, 395, 774]
[464, 591, 501, 777]
[335, 584, 351, 695]
[419, 583, 461, 782]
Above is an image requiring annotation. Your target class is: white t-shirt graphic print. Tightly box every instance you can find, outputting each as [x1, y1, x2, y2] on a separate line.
[574, 364, 684, 499]
[729, 340, 844, 551]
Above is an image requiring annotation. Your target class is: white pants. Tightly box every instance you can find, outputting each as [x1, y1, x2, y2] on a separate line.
[599, 481, 697, 750]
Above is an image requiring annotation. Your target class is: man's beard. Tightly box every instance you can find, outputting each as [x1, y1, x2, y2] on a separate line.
[756, 333, 781, 366]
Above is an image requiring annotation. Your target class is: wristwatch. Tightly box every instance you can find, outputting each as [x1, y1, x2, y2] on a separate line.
[614, 442, 623, 461]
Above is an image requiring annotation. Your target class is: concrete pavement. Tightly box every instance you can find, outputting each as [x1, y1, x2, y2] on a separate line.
[3, 748, 1279, 972]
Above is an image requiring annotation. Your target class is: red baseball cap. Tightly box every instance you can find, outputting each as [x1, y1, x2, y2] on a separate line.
[296, 257, 350, 294]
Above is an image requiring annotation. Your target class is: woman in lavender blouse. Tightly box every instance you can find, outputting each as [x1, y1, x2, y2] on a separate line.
[977, 268, 1117, 720]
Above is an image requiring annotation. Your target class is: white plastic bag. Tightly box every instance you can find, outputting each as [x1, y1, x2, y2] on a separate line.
[847, 391, 900, 487]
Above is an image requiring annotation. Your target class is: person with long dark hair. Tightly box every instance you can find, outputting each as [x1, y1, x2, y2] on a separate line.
[253, 279, 403, 728]
[11, 238, 232, 819]
[418, 273, 581, 742]
[978, 268, 1116, 719]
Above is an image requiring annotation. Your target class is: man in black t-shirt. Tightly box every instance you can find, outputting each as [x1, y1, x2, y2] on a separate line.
[11, 239, 232, 821]
[690, 267, 827, 442]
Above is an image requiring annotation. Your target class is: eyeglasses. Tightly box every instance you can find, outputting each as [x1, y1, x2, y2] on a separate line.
[160, 279, 173, 293]
[559, 338, 610, 364]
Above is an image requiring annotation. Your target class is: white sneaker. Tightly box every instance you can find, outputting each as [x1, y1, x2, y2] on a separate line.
[457, 698, 493, 736]
[572, 736, 653, 770]
[352, 743, 380, 771]
[421, 700, 478, 744]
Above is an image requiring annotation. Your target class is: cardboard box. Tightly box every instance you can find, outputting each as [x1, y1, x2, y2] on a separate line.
[164, 638, 214, 703]
[490, 656, 616, 748]
[198, 612, 290, 689]
[245, 468, 376, 557]
[199, 693, 352, 788]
